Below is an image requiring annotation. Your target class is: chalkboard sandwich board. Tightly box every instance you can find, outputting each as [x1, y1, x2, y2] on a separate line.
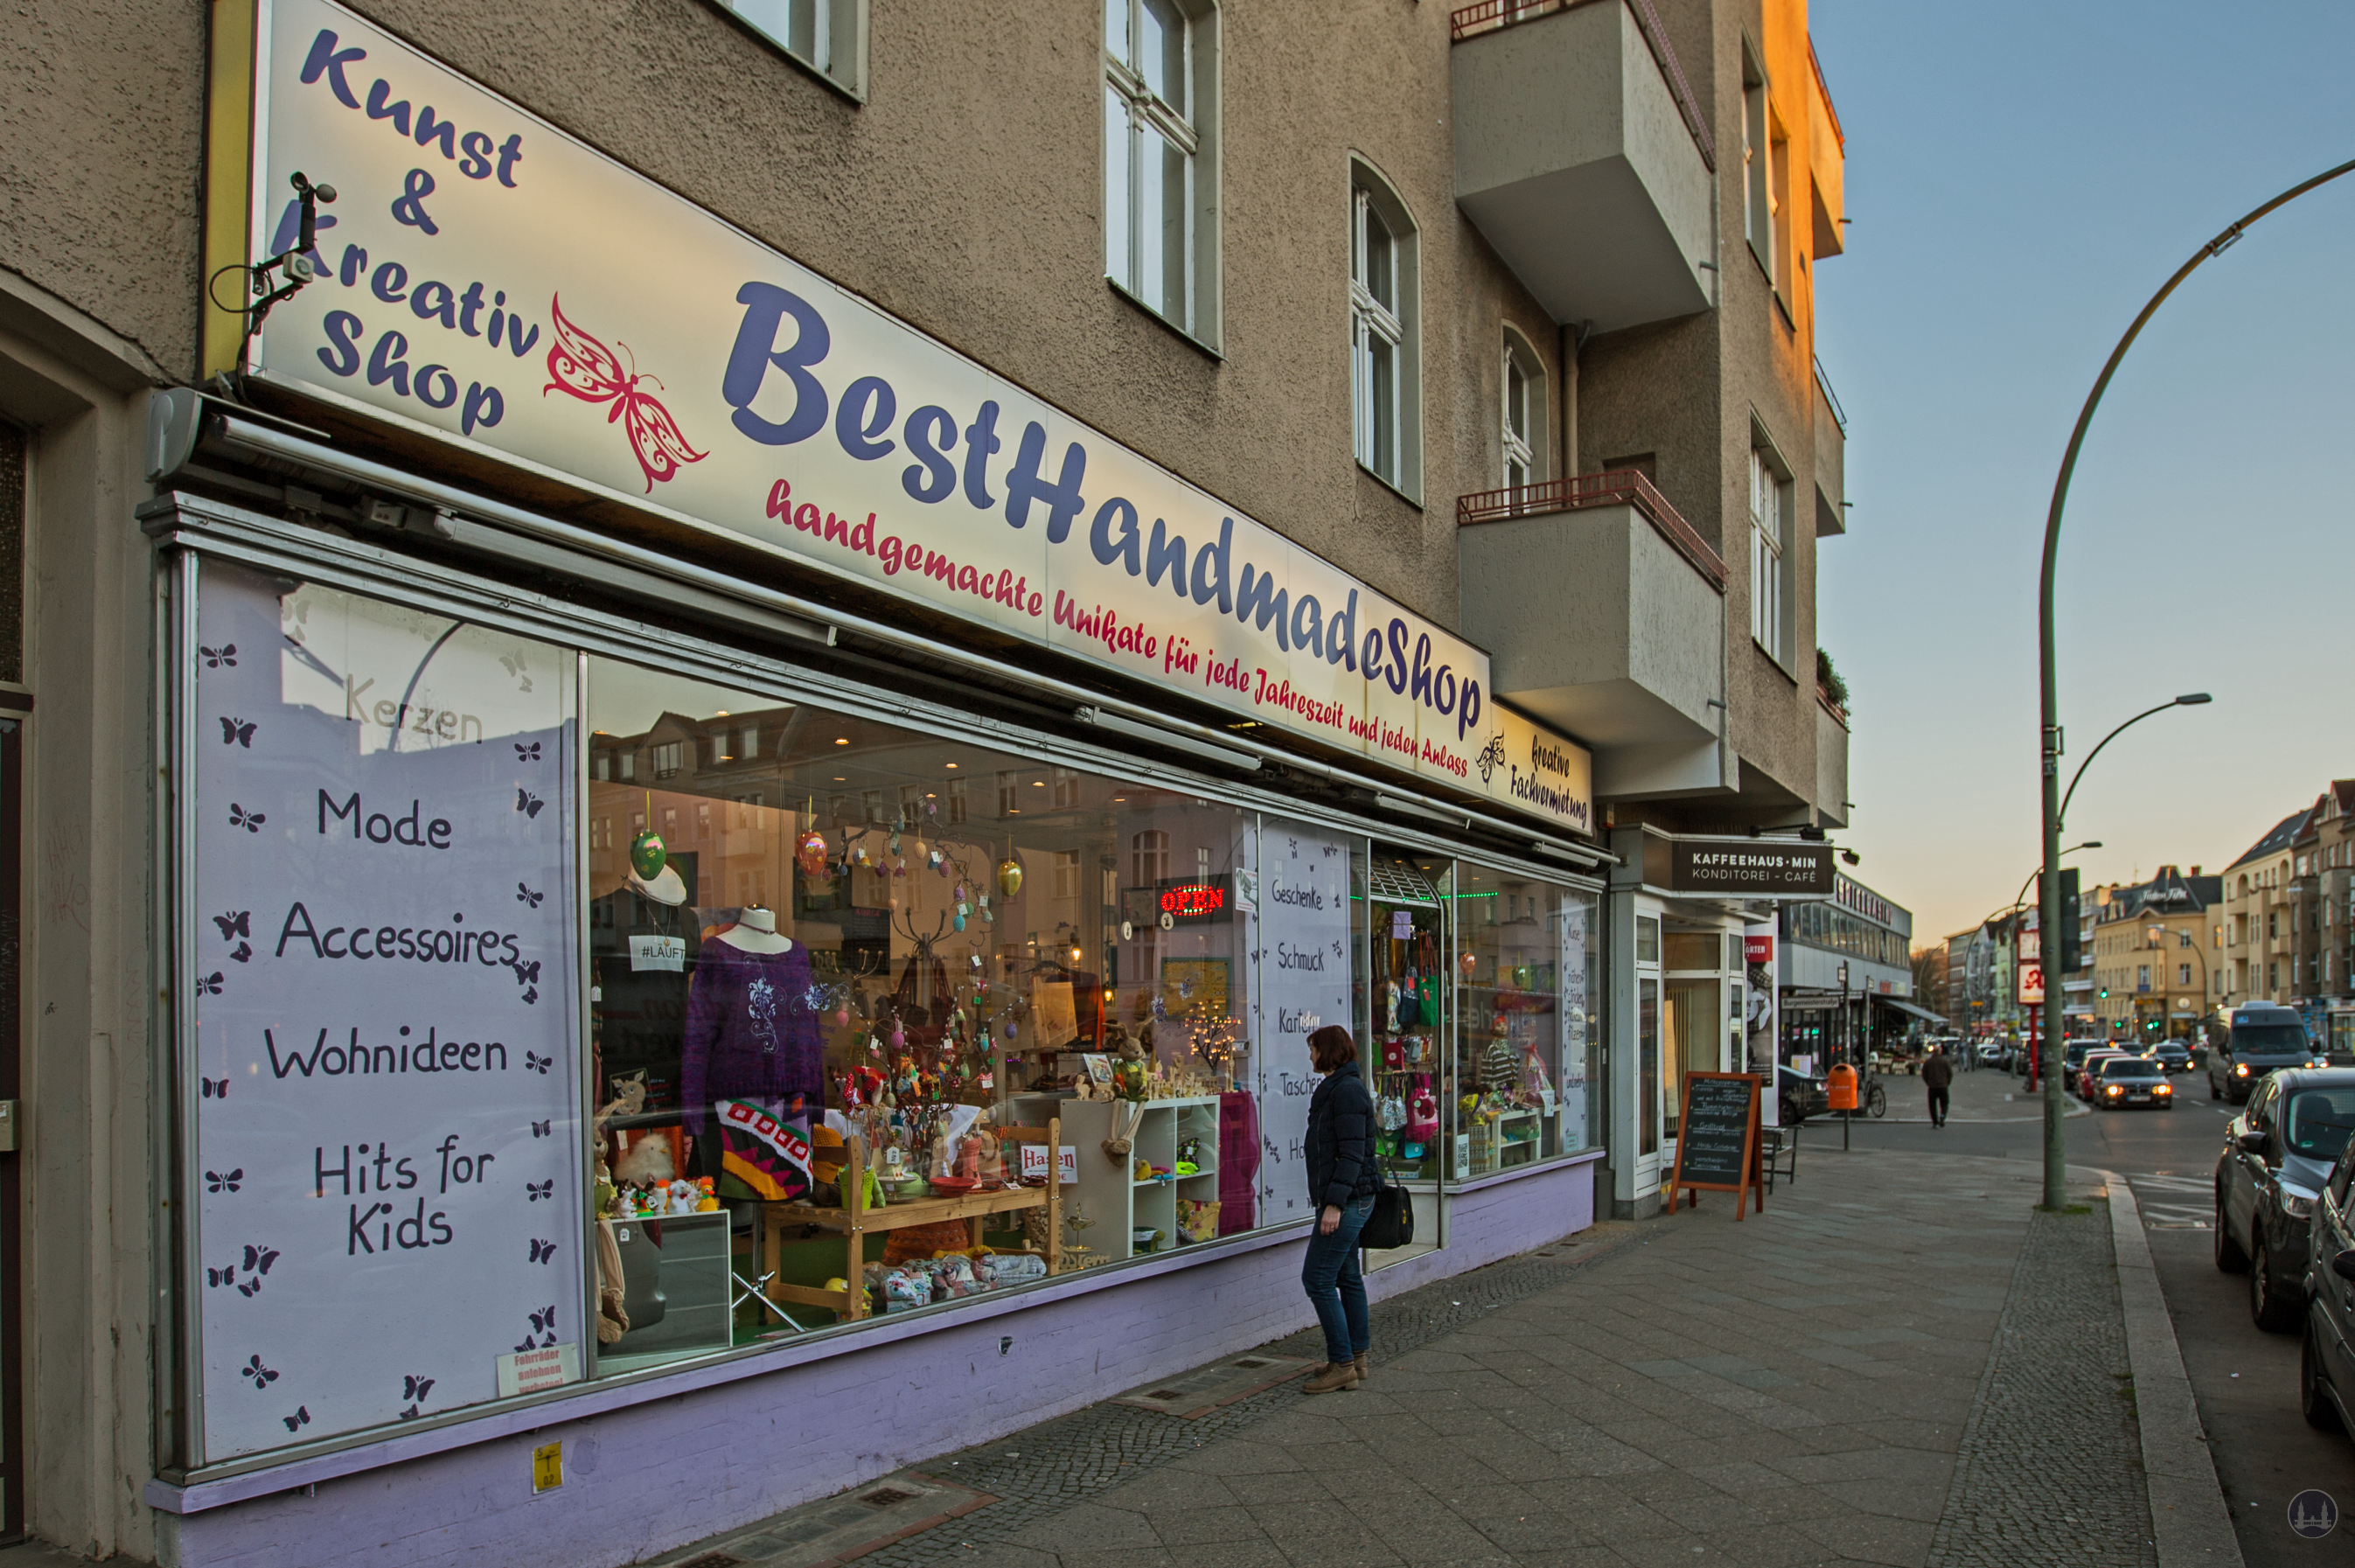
[1668, 1071, 1765, 1220]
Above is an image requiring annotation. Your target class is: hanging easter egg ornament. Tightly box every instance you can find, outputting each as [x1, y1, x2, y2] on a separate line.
[952, 913, 967, 932]
[630, 828, 668, 882]
[796, 827, 830, 879]
[997, 858, 1023, 899]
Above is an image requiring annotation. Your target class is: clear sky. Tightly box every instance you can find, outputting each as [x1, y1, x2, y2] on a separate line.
[1807, 0, 2355, 949]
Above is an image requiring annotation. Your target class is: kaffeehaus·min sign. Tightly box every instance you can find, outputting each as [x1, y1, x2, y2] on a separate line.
[208, 0, 1593, 836]
[1667, 840, 1836, 897]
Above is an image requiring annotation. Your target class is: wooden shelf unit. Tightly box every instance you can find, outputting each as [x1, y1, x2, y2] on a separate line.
[1012, 1094, 1221, 1260]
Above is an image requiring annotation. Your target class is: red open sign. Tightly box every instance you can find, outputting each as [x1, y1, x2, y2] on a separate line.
[1160, 883, 1227, 919]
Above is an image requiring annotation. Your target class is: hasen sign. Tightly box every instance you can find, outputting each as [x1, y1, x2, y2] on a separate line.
[223, 0, 1592, 834]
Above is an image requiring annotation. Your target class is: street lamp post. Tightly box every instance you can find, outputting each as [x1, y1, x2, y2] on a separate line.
[2038, 157, 2355, 1212]
[2055, 696, 2212, 835]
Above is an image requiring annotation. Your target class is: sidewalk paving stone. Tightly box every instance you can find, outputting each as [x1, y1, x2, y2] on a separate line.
[647, 1151, 2205, 1568]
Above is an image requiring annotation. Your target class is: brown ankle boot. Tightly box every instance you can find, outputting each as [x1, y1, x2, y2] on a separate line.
[1303, 1361, 1358, 1394]
[1353, 1352, 1369, 1385]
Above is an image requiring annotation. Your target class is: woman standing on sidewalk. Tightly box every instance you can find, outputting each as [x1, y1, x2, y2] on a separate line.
[1299, 1024, 1377, 1394]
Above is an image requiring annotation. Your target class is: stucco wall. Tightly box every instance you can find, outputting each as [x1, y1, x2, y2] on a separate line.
[1, 1, 207, 378]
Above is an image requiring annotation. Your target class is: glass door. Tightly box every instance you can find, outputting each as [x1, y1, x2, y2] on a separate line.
[1362, 848, 1447, 1267]
[1634, 912, 1662, 1194]
[1661, 930, 1724, 1169]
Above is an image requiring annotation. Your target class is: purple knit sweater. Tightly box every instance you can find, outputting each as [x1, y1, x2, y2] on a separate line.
[681, 939, 825, 1128]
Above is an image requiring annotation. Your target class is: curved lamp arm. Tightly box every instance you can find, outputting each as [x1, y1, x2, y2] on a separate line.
[2056, 700, 2198, 832]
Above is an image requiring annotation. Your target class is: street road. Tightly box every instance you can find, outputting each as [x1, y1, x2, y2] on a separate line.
[1787, 1062, 2347, 1565]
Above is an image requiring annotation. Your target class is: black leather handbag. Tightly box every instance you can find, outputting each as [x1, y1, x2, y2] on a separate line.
[1361, 1163, 1414, 1251]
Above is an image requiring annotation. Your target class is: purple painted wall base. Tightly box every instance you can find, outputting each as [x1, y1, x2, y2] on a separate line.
[155, 1158, 1596, 1568]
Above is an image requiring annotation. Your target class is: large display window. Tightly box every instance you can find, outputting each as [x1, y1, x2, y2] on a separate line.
[171, 558, 1604, 1468]
[582, 657, 1266, 1368]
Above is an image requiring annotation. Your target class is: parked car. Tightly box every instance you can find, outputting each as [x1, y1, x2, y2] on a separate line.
[2216, 1068, 2355, 1334]
[1778, 1063, 1829, 1126]
[2210, 1002, 2327, 1105]
[2151, 1040, 2192, 1074]
[2299, 1131, 2355, 1431]
[1975, 1040, 2009, 1069]
[2089, 1054, 2173, 1111]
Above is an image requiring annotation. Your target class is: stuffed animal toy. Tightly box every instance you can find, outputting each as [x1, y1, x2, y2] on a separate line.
[612, 1135, 674, 1188]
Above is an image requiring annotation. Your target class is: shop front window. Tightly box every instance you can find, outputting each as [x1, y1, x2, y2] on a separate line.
[1363, 853, 1453, 1187]
[185, 561, 586, 1461]
[1456, 868, 1601, 1166]
[583, 656, 1271, 1370]
[173, 561, 1606, 1467]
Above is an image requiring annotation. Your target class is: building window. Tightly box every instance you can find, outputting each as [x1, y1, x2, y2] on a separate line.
[2137, 965, 2149, 993]
[1501, 331, 1545, 490]
[1749, 442, 1793, 666]
[1742, 44, 1778, 286]
[2178, 964, 2191, 986]
[1350, 164, 1420, 497]
[714, 0, 867, 99]
[1104, 0, 1219, 346]
[1132, 829, 1169, 888]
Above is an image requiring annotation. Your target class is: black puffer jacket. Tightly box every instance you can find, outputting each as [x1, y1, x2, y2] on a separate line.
[1305, 1063, 1379, 1210]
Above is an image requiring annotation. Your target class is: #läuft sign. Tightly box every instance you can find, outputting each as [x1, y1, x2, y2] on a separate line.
[233, 0, 1591, 838]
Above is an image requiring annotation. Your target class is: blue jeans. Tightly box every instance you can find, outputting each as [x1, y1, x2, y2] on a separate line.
[1301, 1195, 1375, 1365]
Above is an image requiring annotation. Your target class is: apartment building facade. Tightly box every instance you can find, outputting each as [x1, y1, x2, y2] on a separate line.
[2221, 809, 2310, 1012]
[2088, 867, 2220, 1042]
[3, 0, 1851, 1561]
[2287, 783, 2355, 1039]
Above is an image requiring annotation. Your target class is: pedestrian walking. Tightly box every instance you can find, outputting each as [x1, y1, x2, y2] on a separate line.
[1922, 1044, 1954, 1127]
[1299, 1023, 1377, 1394]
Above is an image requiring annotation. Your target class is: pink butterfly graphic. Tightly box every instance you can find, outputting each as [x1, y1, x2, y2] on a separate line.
[542, 295, 708, 492]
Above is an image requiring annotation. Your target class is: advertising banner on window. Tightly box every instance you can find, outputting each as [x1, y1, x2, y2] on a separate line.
[1255, 826, 1353, 1224]
[189, 561, 583, 1460]
[1744, 922, 1779, 1126]
[220, 0, 1590, 836]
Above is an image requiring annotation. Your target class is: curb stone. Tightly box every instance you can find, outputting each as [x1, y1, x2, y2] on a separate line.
[2106, 1174, 2247, 1568]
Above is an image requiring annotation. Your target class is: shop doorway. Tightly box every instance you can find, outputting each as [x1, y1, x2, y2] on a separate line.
[1660, 931, 1725, 1168]
[1362, 850, 1447, 1270]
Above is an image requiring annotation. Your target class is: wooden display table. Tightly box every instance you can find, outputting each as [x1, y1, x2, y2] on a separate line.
[759, 1119, 1061, 1323]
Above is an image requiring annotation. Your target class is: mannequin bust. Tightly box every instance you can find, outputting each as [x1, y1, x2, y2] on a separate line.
[718, 903, 793, 954]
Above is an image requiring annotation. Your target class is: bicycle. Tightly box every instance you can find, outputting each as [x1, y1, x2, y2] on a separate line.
[1864, 1081, 1887, 1119]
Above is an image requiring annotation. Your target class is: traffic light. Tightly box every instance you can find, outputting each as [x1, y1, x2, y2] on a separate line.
[2056, 868, 2082, 972]
[2099, 987, 2109, 1000]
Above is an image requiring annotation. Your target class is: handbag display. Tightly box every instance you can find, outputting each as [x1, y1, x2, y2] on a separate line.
[1361, 1161, 1415, 1250]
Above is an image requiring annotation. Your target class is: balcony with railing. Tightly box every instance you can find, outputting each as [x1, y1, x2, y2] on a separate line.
[1450, 0, 1716, 331]
[1458, 470, 1728, 798]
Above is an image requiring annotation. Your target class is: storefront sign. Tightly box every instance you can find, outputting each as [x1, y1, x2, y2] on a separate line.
[1157, 882, 1230, 923]
[190, 562, 584, 1461]
[221, 0, 1592, 834]
[1667, 840, 1835, 897]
